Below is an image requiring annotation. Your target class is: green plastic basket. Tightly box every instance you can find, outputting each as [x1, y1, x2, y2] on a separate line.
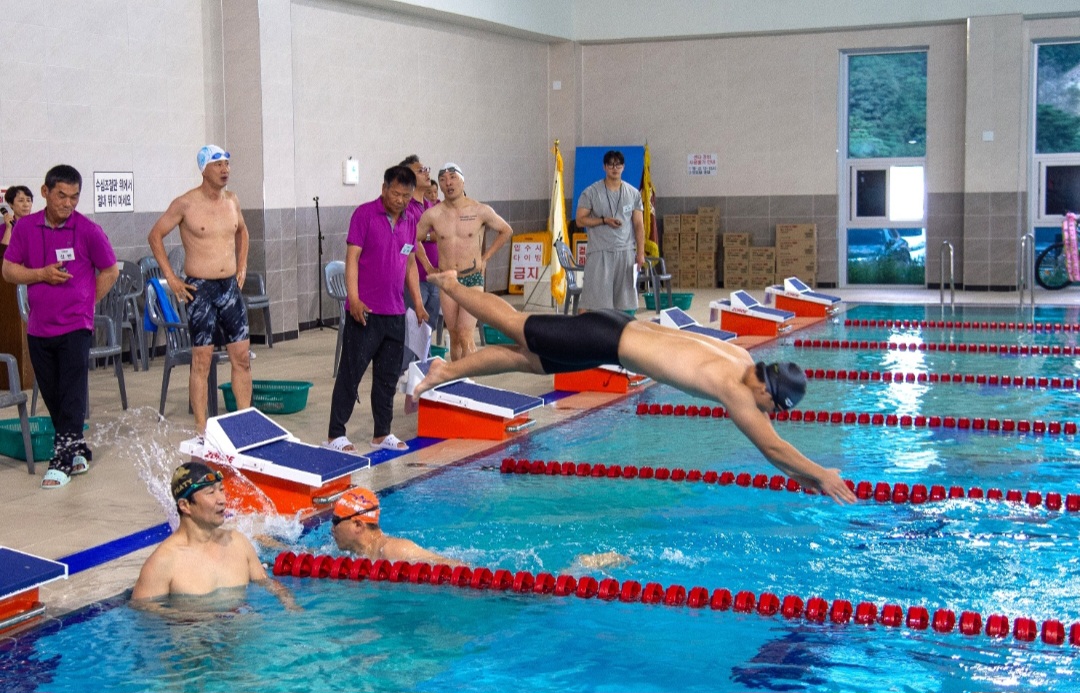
[482, 325, 516, 345]
[220, 380, 313, 414]
[429, 345, 448, 359]
[0, 416, 86, 462]
[644, 292, 693, 311]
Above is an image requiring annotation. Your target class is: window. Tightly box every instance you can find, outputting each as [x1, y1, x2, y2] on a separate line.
[1034, 42, 1080, 222]
[842, 50, 927, 285]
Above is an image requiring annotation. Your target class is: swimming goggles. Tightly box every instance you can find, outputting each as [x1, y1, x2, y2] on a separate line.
[331, 506, 379, 526]
[178, 470, 225, 500]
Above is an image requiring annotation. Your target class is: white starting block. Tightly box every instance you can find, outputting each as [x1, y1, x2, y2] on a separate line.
[764, 277, 841, 318]
[658, 307, 737, 342]
[410, 359, 545, 440]
[709, 290, 795, 338]
[180, 408, 370, 516]
[0, 547, 67, 635]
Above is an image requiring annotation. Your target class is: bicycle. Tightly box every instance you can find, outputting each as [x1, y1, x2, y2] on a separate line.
[1035, 234, 1071, 290]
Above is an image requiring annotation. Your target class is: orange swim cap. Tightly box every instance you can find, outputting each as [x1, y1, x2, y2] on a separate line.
[333, 487, 380, 525]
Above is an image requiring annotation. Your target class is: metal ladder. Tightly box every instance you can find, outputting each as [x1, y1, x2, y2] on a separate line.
[939, 241, 955, 308]
[1017, 233, 1035, 309]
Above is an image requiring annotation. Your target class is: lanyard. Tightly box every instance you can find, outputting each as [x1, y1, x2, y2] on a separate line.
[605, 184, 624, 219]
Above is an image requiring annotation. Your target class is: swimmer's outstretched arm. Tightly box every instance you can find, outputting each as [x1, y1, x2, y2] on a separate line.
[246, 538, 302, 611]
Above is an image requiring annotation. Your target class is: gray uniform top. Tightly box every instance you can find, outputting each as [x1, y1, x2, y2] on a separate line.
[577, 180, 643, 253]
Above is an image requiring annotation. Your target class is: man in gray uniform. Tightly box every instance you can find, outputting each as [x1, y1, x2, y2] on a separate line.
[574, 150, 645, 312]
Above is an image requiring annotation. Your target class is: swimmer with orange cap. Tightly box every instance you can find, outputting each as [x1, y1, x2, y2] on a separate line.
[330, 487, 467, 567]
[416, 270, 857, 505]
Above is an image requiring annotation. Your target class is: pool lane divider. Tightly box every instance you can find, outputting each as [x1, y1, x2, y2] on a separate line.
[803, 368, 1080, 391]
[844, 319, 1079, 332]
[792, 338, 1077, 356]
[497, 457, 1080, 513]
[271, 551, 1080, 647]
[635, 402, 1079, 437]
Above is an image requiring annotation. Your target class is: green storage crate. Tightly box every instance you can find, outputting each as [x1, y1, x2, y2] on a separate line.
[220, 380, 313, 414]
[482, 325, 516, 345]
[429, 345, 448, 359]
[0, 416, 86, 462]
[644, 292, 693, 311]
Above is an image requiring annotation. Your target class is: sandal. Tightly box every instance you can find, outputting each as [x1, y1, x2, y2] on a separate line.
[370, 434, 408, 451]
[41, 468, 71, 489]
[71, 455, 90, 476]
[323, 435, 360, 454]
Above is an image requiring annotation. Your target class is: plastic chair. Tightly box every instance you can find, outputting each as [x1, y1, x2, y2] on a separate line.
[324, 261, 347, 377]
[145, 281, 219, 419]
[15, 285, 37, 415]
[167, 245, 186, 279]
[643, 256, 673, 315]
[138, 256, 165, 366]
[91, 284, 129, 413]
[553, 240, 584, 315]
[113, 261, 146, 371]
[242, 272, 273, 348]
[0, 353, 34, 474]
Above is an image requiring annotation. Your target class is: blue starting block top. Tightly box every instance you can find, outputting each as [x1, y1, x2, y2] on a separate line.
[660, 307, 697, 329]
[724, 291, 795, 322]
[773, 277, 841, 305]
[248, 440, 369, 482]
[217, 409, 290, 451]
[0, 547, 67, 601]
[684, 324, 737, 341]
[434, 381, 543, 417]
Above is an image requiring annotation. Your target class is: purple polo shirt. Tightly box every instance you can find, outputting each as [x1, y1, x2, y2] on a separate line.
[4, 209, 117, 338]
[406, 197, 438, 282]
[346, 196, 417, 315]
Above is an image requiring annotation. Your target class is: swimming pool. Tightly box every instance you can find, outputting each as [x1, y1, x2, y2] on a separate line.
[3, 304, 1078, 692]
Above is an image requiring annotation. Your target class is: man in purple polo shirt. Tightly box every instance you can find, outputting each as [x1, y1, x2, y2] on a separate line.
[3, 164, 119, 489]
[325, 165, 427, 454]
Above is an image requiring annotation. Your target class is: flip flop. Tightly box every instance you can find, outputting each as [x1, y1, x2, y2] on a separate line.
[370, 434, 408, 451]
[41, 468, 71, 489]
[70, 455, 90, 476]
[323, 435, 361, 455]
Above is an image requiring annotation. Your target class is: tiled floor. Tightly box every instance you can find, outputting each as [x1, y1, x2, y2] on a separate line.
[0, 285, 1072, 619]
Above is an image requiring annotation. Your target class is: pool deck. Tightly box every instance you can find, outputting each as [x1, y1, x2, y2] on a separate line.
[0, 286, 1069, 624]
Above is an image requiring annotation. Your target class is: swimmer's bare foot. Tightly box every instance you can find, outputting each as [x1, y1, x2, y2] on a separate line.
[426, 269, 458, 290]
[415, 357, 453, 396]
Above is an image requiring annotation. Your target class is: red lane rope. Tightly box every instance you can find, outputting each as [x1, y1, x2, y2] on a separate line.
[792, 338, 1077, 356]
[634, 401, 1079, 438]
[271, 551, 1080, 647]
[803, 368, 1079, 391]
[844, 318, 1079, 332]
[498, 457, 1080, 513]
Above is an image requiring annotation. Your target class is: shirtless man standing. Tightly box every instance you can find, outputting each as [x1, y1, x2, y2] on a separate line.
[414, 270, 857, 505]
[148, 145, 251, 432]
[414, 163, 512, 361]
[131, 461, 298, 609]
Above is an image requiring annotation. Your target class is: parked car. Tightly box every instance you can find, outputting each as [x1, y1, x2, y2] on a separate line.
[848, 228, 912, 264]
[897, 228, 926, 262]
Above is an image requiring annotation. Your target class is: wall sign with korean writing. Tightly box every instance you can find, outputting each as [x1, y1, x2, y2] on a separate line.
[93, 172, 134, 213]
[507, 232, 551, 294]
[687, 154, 718, 176]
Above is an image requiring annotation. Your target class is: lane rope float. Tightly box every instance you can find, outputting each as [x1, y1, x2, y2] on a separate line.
[498, 457, 1080, 513]
[634, 401, 1079, 438]
[272, 551, 1080, 647]
[791, 338, 1077, 356]
[803, 368, 1078, 391]
[843, 318, 1079, 332]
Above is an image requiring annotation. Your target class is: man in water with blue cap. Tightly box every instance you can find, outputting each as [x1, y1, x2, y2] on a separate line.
[147, 145, 253, 433]
[415, 271, 857, 505]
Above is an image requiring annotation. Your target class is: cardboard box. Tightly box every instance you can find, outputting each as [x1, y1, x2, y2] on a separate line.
[663, 215, 681, 232]
[722, 246, 750, 263]
[723, 233, 750, 247]
[750, 247, 776, 263]
[697, 206, 720, 216]
[680, 215, 698, 232]
[677, 269, 696, 288]
[662, 233, 680, 253]
[722, 272, 749, 288]
[678, 249, 699, 268]
[776, 239, 817, 258]
[697, 214, 720, 234]
[678, 232, 698, 252]
[723, 258, 749, 273]
[776, 223, 816, 243]
[697, 270, 716, 288]
[698, 254, 716, 271]
[665, 257, 680, 273]
[697, 233, 717, 253]
[776, 257, 817, 275]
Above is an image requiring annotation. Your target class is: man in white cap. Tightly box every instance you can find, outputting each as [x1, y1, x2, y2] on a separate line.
[414, 163, 513, 361]
[147, 145, 252, 433]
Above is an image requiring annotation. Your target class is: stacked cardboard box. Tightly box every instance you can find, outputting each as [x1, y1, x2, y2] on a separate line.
[775, 224, 817, 286]
[722, 233, 750, 288]
[749, 247, 776, 289]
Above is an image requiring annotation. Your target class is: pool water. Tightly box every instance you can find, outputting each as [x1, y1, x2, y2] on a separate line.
[3, 304, 1079, 693]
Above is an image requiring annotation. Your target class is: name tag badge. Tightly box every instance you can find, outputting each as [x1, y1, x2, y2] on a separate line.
[400, 243, 414, 255]
[56, 248, 75, 262]
[623, 204, 633, 215]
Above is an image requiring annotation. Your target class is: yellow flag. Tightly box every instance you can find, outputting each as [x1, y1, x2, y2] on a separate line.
[549, 141, 568, 306]
[641, 143, 657, 246]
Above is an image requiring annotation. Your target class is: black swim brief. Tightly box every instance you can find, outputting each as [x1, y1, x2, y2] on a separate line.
[188, 276, 250, 347]
[522, 310, 633, 374]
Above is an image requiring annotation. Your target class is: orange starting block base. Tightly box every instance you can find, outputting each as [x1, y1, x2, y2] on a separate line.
[774, 294, 831, 319]
[418, 399, 534, 441]
[553, 368, 648, 394]
[719, 311, 791, 338]
[0, 588, 41, 635]
[207, 462, 351, 517]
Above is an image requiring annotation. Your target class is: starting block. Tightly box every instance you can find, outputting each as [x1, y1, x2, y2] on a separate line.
[0, 547, 67, 634]
[180, 408, 371, 517]
[764, 277, 841, 318]
[710, 290, 795, 338]
[658, 307, 737, 342]
[411, 359, 544, 440]
[553, 364, 649, 394]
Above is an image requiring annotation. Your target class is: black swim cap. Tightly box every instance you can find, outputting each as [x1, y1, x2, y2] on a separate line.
[756, 361, 807, 411]
[171, 461, 223, 502]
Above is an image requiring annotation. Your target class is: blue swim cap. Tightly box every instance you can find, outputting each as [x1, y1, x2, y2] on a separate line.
[197, 145, 230, 172]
